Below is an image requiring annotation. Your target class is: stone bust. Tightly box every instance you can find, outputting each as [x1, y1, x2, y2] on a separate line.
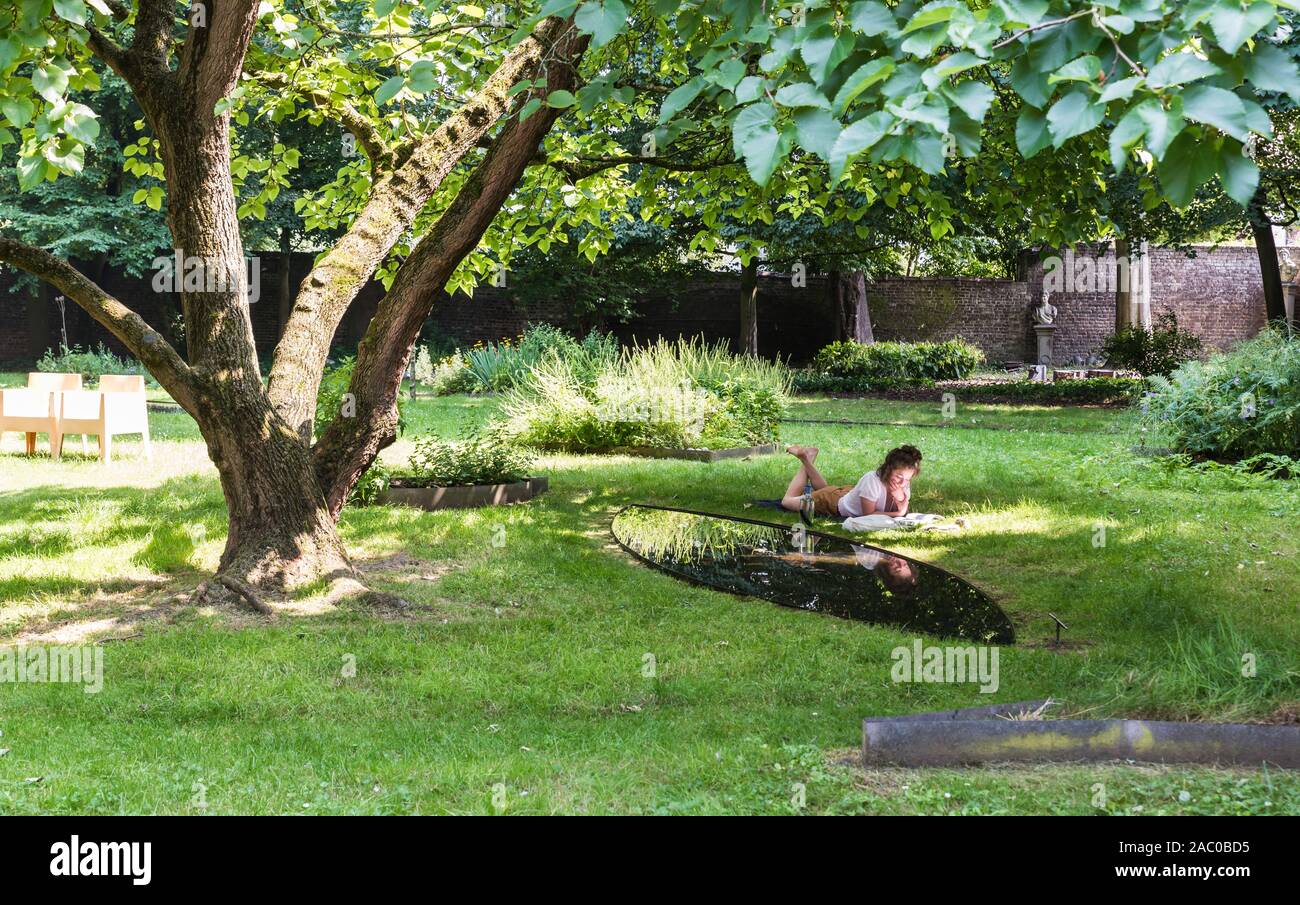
[1032, 290, 1058, 326]
[1278, 247, 1300, 284]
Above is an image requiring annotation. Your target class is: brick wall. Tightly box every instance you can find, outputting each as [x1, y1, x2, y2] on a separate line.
[1017, 244, 1267, 362]
[0, 244, 1270, 368]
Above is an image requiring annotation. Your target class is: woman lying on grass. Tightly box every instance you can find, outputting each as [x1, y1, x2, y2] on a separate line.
[780, 444, 922, 520]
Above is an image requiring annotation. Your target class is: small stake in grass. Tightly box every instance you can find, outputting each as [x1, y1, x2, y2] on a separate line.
[1048, 612, 1069, 647]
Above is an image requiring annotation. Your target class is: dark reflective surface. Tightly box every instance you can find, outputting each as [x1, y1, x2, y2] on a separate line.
[612, 505, 1014, 643]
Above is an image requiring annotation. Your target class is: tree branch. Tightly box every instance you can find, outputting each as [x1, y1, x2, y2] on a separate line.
[0, 237, 198, 410]
[266, 15, 576, 440]
[552, 153, 738, 181]
[311, 28, 591, 514]
[178, 0, 263, 119]
[249, 69, 395, 172]
[131, 0, 177, 71]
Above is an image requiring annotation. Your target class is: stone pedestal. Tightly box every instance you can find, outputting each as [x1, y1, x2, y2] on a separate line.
[1033, 323, 1056, 367]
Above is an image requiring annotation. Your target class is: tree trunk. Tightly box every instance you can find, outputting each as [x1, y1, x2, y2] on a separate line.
[0, 8, 582, 597]
[198, 390, 351, 590]
[278, 227, 294, 340]
[1114, 238, 1134, 331]
[831, 269, 873, 343]
[738, 258, 759, 355]
[312, 27, 589, 515]
[1249, 189, 1288, 323]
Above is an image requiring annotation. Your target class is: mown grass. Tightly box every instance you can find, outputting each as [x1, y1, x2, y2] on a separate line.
[1, 394, 1297, 815]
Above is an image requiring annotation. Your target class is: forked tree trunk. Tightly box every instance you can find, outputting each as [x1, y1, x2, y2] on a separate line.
[738, 258, 759, 355]
[0, 9, 583, 597]
[148, 71, 352, 591]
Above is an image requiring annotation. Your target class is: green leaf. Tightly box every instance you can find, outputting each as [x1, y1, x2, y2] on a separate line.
[546, 89, 577, 108]
[1146, 53, 1221, 89]
[518, 97, 542, 121]
[1218, 145, 1260, 207]
[62, 103, 99, 143]
[0, 36, 21, 72]
[732, 101, 783, 185]
[1015, 106, 1052, 157]
[1101, 14, 1135, 34]
[1098, 76, 1144, 103]
[1049, 55, 1101, 85]
[1009, 56, 1051, 108]
[715, 58, 746, 92]
[575, 0, 629, 48]
[1245, 44, 1300, 102]
[994, 0, 1049, 25]
[1135, 100, 1183, 159]
[902, 2, 957, 34]
[849, 1, 896, 36]
[658, 78, 703, 123]
[832, 59, 894, 113]
[1, 96, 34, 128]
[18, 152, 47, 190]
[943, 81, 994, 121]
[793, 107, 840, 161]
[775, 82, 831, 109]
[800, 28, 852, 85]
[1208, 1, 1277, 54]
[922, 52, 986, 90]
[1158, 132, 1217, 207]
[375, 75, 405, 105]
[900, 133, 945, 175]
[407, 61, 437, 93]
[1108, 105, 1145, 172]
[32, 64, 69, 103]
[1046, 91, 1103, 147]
[829, 110, 892, 182]
[52, 0, 87, 25]
[1181, 85, 1253, 142]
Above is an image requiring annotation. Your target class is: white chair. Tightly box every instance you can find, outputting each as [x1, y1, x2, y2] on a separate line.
[0, 388, 59, 456]
[56, 375, 151, 463]
[21, 372, 84, 455]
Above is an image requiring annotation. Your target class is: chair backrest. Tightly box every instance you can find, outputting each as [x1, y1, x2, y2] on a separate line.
[28, 372, 82, 391]
[59, 389, 105, 422]
[0, 388, 55, 418]
[100, 374, 145, 393]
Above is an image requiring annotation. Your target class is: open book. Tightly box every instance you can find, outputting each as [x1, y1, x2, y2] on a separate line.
[842, 513, 962, 533]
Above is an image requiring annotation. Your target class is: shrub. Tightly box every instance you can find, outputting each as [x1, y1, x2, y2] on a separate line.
[805, 339, 985, 390]
[401, 432, 536, 486]
[958, 376, 1146, 405]
[1100, 311, 1203, 376]
[427, 352, 478, 395]
[500, 337, 791, 451]
[464, 338, 527, 392]
[38, 343, 154, 384]
[411, 346, 435, 388]
[315, 356, 355, 437]
[315, 357, 404, 438]
[348, 462, 391, 506]
[1145, 327, 1300, 460]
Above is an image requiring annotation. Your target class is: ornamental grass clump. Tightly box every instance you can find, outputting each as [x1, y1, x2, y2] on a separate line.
[500, 337, 791, 452]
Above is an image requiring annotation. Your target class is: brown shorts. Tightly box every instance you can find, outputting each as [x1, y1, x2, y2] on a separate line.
[810, 485, 853, 517]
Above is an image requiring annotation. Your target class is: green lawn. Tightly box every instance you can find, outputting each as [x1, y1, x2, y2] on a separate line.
[1, 395, 1297, 814]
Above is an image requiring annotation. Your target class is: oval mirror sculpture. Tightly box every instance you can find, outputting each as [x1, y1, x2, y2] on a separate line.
[611, 505, 1014, 643]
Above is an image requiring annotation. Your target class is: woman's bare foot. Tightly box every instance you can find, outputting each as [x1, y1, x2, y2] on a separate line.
[786, 444, 818, 461]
